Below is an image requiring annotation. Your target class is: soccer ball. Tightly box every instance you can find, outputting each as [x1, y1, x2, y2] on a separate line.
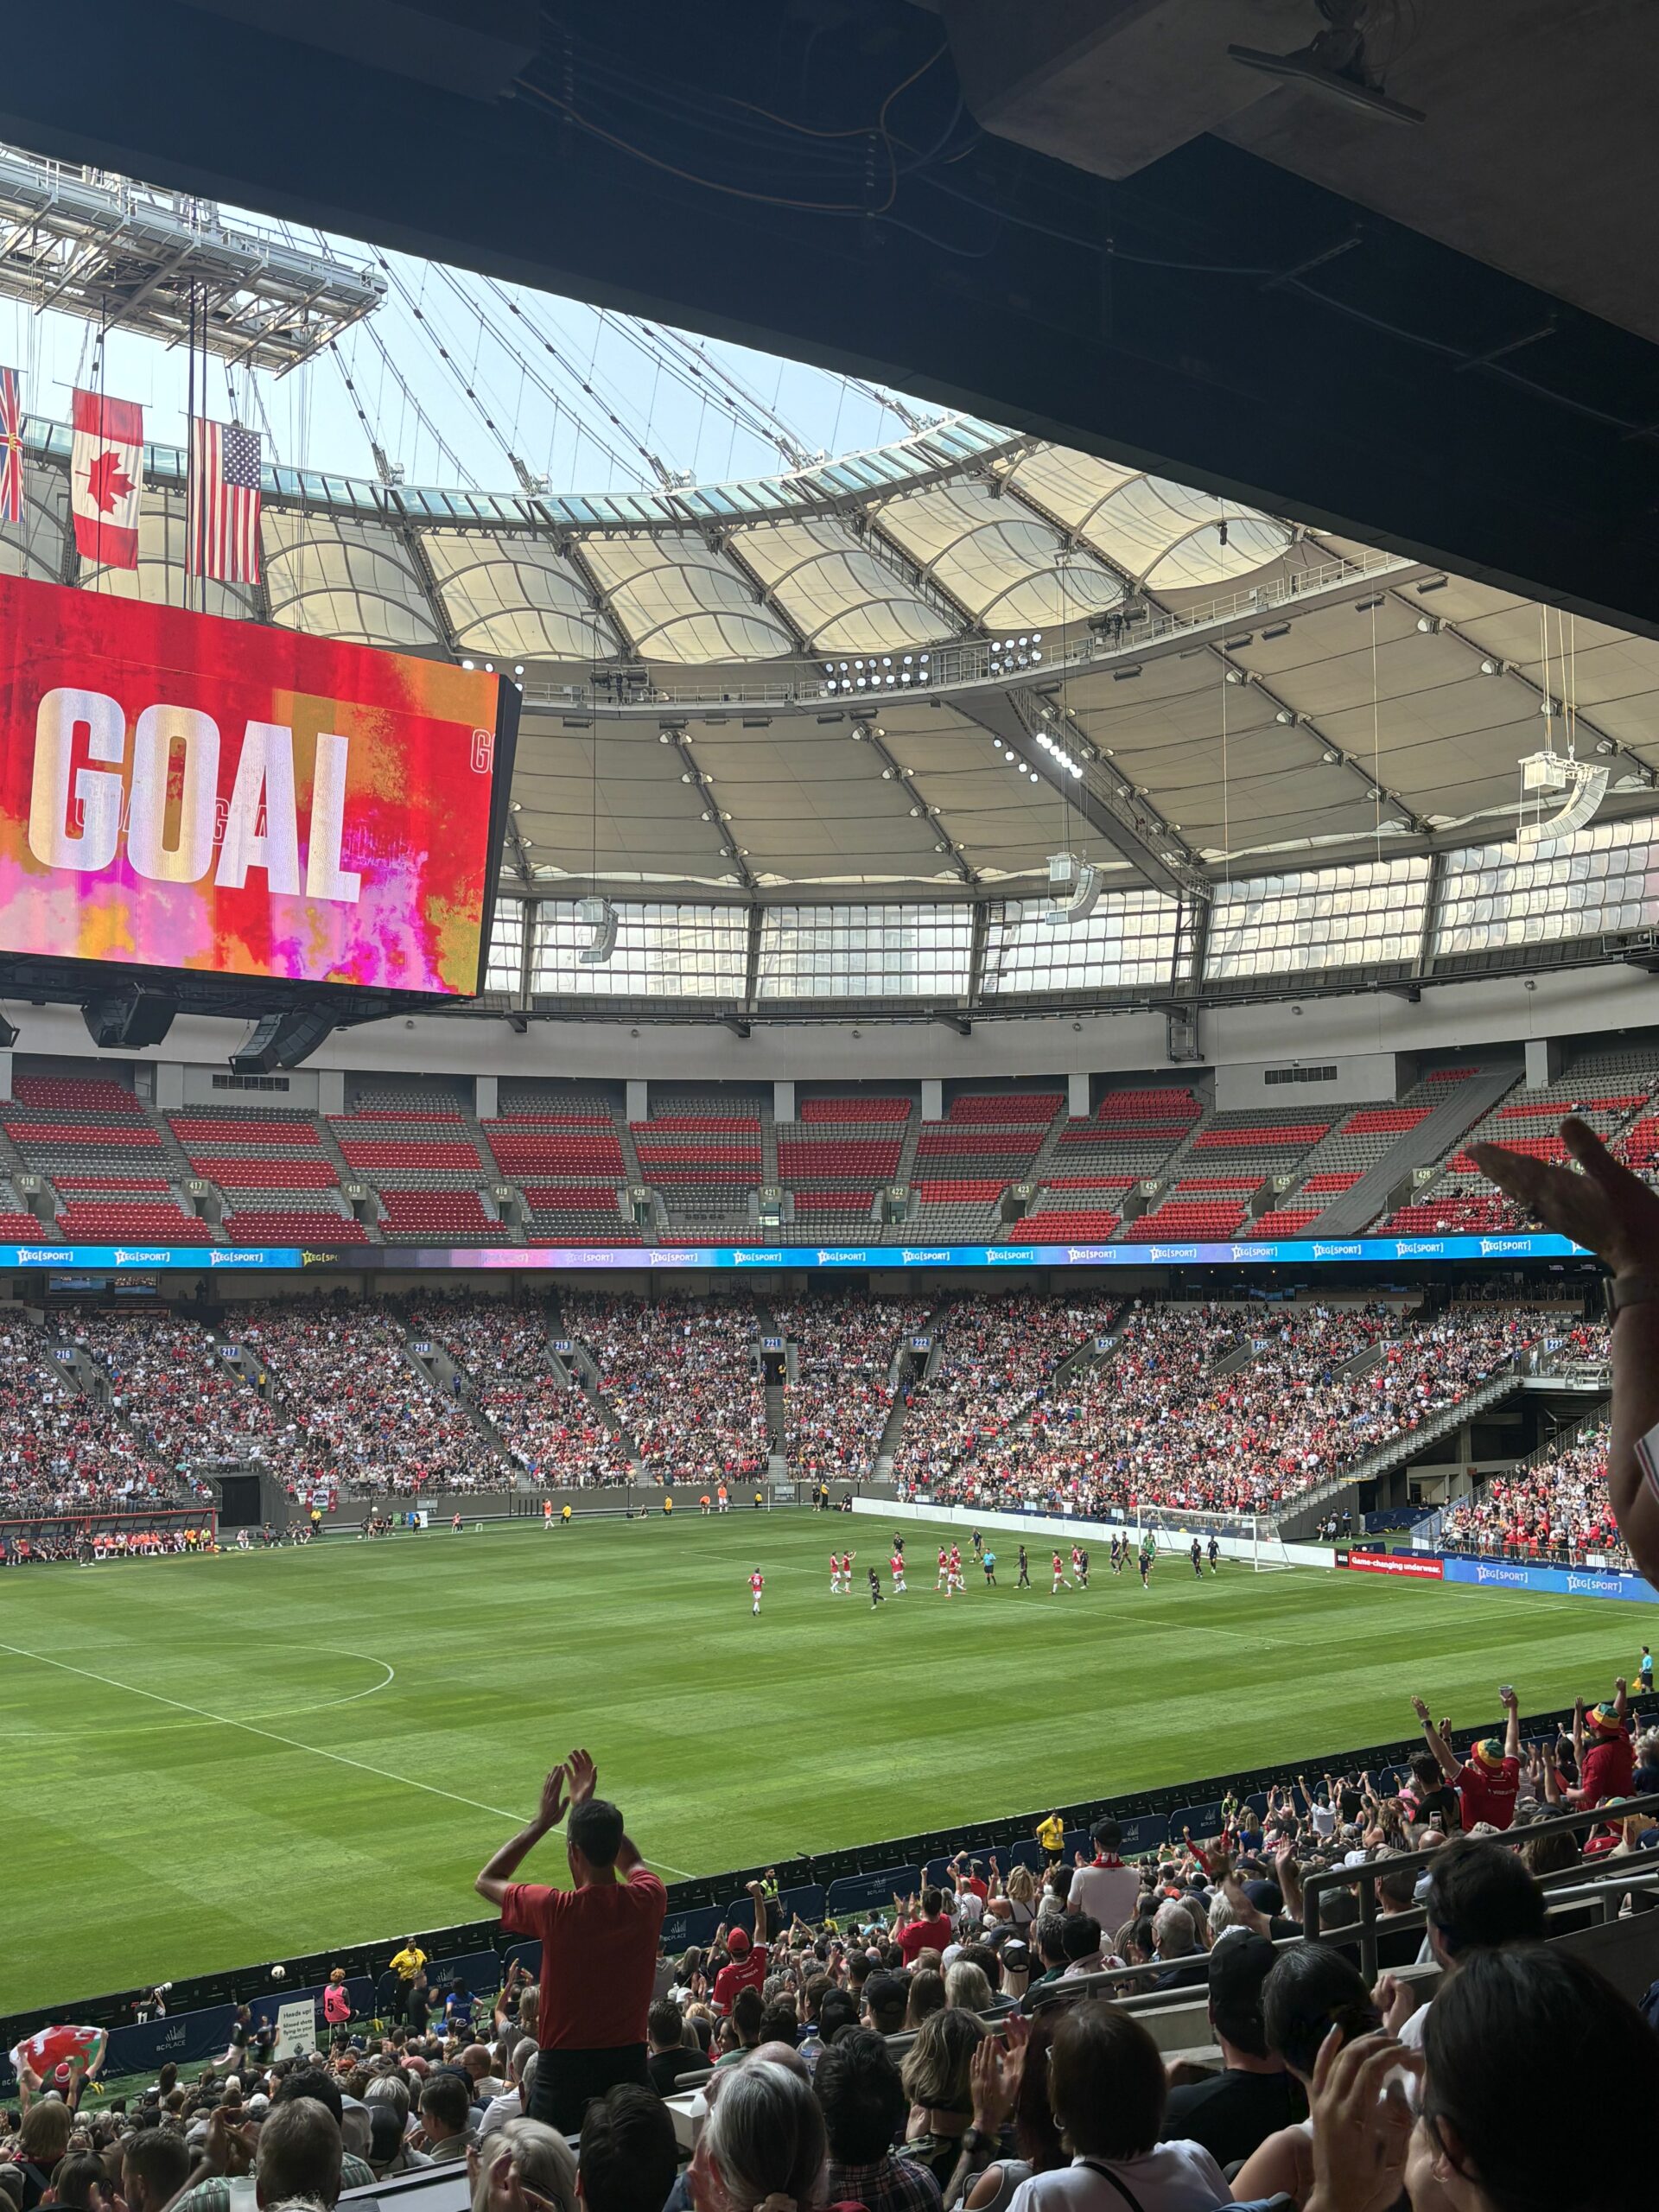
[270, 1965, 286, 1981]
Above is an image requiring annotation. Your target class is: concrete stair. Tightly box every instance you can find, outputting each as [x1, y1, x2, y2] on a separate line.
[1303, 1065, 1521, 1235]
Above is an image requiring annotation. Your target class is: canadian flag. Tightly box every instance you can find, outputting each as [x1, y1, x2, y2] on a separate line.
[71, 387, 144, 568]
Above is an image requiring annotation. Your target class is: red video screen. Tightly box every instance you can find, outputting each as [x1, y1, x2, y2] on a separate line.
[0, 574, 511, 995]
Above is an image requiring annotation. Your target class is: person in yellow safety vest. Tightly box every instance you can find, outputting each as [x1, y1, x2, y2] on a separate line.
[663, 1494, 673, 1516]
[561, 1503, 572, 1525]
[1035, 1811, 1065, 1861]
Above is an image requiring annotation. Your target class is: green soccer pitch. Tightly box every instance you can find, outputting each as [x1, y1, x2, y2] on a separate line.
[1, 1511, 1649, 2012]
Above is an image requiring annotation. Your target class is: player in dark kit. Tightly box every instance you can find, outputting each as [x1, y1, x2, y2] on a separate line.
[1138, 1541, 1153, 1589]
[1191, 1537, 1204, 1580]
[1017, 1543, 1030, 1586]
[1077, 1546, 1090, 1589]
[1208, 1534, 1221, 1575]
[1110, 1534, 1124, 1575]
[868, 1565, 885, 1608]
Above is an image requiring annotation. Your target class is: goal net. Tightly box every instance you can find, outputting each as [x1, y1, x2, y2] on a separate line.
[1131, 1502, 1297, 1573]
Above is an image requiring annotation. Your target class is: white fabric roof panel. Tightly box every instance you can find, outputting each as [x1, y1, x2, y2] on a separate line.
[576, 534, 797, 662]
[420, 532, 621, 661]
[728, 518, 939, 652]
[997, 447, 1293, 589]
[871, 480, 1123, 628]
[261, 510, 443, 649]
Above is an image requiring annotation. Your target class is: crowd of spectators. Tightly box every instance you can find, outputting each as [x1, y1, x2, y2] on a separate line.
[902, 1300, 1573, 1521]
[10, 1683, 1656, 2212]
[407, 1299, 633, 1485]
[1440, 1422, 1630, 1567]
[64, 1314, 282, 1478]
[889, 1297, 1122, 1490]
[563, 1294, 768, 1487]
[0, 1324, 179, 1517]
[775, 1297, 929, 1480]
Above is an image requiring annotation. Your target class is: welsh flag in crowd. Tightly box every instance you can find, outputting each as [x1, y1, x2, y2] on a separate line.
[8, 2023, 107, 2089]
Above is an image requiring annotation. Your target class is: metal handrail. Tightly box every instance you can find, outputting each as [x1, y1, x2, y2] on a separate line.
[1302, 1788, 1659, 1983]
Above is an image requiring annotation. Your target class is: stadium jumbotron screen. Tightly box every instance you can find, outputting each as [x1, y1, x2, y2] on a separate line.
[0, 573, 514, 995]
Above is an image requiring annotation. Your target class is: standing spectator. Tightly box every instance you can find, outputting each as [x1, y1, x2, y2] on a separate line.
[1410, 1688, 1523, 1831]
[1066, 1821, 1141, 1936]
[1567, 1682, 1634, 1808]
[711, 1885, 772, 2013]
[1009, 2001, 1228, 2212]
[900, 2009, 987, 2189]
[474, 1747, 666, 2134]
[896, 1889, 955, 1965]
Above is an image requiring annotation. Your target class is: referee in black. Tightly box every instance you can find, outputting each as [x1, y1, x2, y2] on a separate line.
[1017, 1542, 1030, 1586]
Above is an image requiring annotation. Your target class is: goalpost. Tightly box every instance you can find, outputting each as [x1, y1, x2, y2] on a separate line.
[1132, 1500, 1298, 1573]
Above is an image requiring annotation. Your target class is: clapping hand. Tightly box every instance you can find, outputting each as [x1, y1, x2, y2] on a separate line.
[537, 1763, 569, 1833]
[566, 1747, 598, 1806]
[1302, 2027, 1421, 2212]
[969, 2015, 1030, 2134]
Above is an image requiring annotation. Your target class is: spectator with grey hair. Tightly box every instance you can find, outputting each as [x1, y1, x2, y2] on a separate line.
[1150, 1901, 1207, 1992]
[467, 2117, 575, 2212]
[687, 2057, 825, 2212]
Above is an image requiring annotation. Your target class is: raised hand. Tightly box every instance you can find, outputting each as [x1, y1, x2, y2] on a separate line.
[1410, 1695, 1430, 1723]
[537, 1763, 569, 1832]
[970, 2014, 1030, 2133]
[1471, 1115, 1659, 1273]
[566, 1747, 597, 1806]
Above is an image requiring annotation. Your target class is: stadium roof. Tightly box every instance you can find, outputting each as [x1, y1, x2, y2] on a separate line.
[8, 412, 1659, 906]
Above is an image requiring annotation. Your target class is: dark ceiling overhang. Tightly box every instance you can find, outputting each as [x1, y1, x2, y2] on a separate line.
[5, 2, 1658, 635]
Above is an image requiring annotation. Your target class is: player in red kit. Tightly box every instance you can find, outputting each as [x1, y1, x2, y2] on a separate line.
[840, 1549, 855, 1594]
[936, 1546, 948, 1590]
[1052, 1549, 1071, 1593]
[829, 1549, 842, 1596]
[890, 1549, 906, 1593]
[750, 1568, 764, 1617]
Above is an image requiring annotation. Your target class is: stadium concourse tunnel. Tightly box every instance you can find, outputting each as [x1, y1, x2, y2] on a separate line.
[7, 1686, 1654, 2074]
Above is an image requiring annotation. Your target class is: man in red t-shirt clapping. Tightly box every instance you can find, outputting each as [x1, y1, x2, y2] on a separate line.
[474, 1746, 667, 2135]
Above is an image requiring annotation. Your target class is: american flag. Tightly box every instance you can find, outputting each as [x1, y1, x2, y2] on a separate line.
[188, 416, 262, 582]
[0, 367, 23, 527]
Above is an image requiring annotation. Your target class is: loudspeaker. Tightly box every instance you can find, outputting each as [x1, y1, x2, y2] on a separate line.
[81, 987, 177, 1050]
[231, 1006, 337, 1072]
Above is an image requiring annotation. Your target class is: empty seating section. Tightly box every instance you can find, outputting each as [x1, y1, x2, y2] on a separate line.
[226, 1208, 370, 1244]
[1186, 1113, 1332, 1190]
[778, 1136, 902, 1179]
[913, 1127, 1042, 1171]
[798, 1094, 912, 1122]
[1382, 1053, 1659, 1234]
[1020, 1210, 1122, 1239]
[10, 1075, 147, 1115]
[484, 1127, 626, 1174]
[947, 1090, 1063, 1122]
[56, 1198, 216, 1243]
[1301, 1172, 1364, 1194]
[911, 1177, 1007, 1238]
[0, 1211, 52, 1242]
[1051, 1087, 1200, 1187]
[377, 1190, 506, 1243]
[1245, 1208, 1320, 1238]
[792, 1189, 877, 1223]
[1121, 1180, 1250, 1239]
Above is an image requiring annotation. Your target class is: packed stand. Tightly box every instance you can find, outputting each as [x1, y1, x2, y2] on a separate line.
[67, 1312, 283, 1475]
[1441, 1421, 1630, 1568]
[776, 1295, 928, 1478]
[237, 1299, 504, 1494]
[890, 1294, 1121, 1490]
[409, 1297, 633, 1484]
[563, 1293, 768, 1485]
[906, 1300, 1561, 1519]
[0, 1320, 178, 1515]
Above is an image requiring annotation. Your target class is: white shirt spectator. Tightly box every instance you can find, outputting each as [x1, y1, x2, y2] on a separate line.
[1009, 2145, 1230, 2212]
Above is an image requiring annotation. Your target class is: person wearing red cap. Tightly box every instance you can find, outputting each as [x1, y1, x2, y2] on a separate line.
[1409, 1687, 1522, 1831]
[1567, 1677, 1633, 1808]
[711, 1882, 771, 2012]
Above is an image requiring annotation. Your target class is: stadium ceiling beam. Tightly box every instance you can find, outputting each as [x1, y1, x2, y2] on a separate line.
[1380, 583, 1659, 798]
[953, 689, 1204, 901]
[712, 531, 811, 656]
[998, 470, 1428, 836]
[558, 535, 638, 659]
[859, 509, 980, 638]
[849, 715, 975, 888]
[1206, 639, 1430, 840]
[664, 727, 758, 895]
